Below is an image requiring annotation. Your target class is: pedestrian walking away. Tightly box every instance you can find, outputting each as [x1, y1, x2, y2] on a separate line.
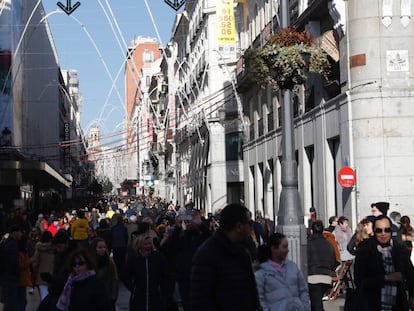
[190, 203, 262, 311]
[307, 220, 337, 311]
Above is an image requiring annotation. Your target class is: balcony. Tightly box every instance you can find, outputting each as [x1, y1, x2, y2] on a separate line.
[236, 54, 254, 92]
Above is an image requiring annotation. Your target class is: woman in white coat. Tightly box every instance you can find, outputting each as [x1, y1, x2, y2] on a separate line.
[255, 232, 309, 311]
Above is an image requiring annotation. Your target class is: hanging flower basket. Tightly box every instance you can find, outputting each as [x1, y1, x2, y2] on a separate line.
[244, 27, 330, 90]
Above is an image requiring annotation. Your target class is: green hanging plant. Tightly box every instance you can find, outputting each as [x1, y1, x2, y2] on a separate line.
[244, 27, 330, 90]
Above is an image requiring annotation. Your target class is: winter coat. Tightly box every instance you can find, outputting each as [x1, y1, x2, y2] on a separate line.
[18, 251, 32, 287]
[69, 274, 112, 311]
[322, 231, 341, 264]
[32, 242, 55, 285]
[190, 230, 262, 311]
[95, 255, 118, 302]
[354, 237, 414, 311]
[110, 223, 128, 249]
[121, 248, 168, 311]
[307, 233, 337, 276]
[71, 218, 89, 241]
[255, 261, 309, 311]
[0, 236, 19, 283]
[333, 226, 354, 261]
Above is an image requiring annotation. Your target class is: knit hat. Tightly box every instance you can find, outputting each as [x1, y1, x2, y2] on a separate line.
[374, 202, 390, 216]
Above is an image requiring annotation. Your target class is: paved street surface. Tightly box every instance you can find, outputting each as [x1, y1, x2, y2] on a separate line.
[0, 281, 345, 311]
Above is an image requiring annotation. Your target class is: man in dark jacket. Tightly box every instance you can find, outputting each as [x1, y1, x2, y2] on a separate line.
[307, 220, 337, 311]
[190, 203, 262, 311]
[354, 215, 414, 311]
[110, 215, 129, 276]
[171, 212, 210, 311]
[0, 225, 23, 311]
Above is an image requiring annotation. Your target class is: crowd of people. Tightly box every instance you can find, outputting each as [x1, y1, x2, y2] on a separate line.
[0, 197, 413, 311]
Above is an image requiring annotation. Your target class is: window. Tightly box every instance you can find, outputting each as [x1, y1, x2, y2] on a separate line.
[227, 182, 244, 205]
[226, 132, 244, 161]
[143, 50, 154, 63]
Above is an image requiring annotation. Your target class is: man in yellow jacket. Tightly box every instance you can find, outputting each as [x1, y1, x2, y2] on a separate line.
[71, 209, 90, 248]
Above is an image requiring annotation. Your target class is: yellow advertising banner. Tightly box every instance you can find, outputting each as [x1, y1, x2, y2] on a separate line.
[216, 0, 236, 45]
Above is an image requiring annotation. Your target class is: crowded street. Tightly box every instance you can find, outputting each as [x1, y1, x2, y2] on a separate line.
[2, 0, 414, 310]
[1, 198, 414, 311]
[1, 282, 346, 311]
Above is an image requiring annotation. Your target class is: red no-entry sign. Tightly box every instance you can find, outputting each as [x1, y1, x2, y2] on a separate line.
[338, 166, 356, 188]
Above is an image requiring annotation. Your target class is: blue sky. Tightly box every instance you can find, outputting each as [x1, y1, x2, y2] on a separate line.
[42, 1, 180, 138]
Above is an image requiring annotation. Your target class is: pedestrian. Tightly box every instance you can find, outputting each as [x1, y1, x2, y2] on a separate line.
[0, 225, 24, 311]
[35, 214, 46, 233]
[333, 216, 354, 262]
[32, 230, 55, 301]
[347, 217, 374, 256]
[70, 210, 90, 249]
[46, 217, 61, 237]
[16, 237, 32, 311]
[125, 215, 138, 245]
[354, 215, 414, 310]
[325, 216, 338, 233]
[56, 248, 112, 311]
[307, 207, 317, 234]
[307, 220, 337, 311]
[96, 218, 112, 254]
[322, 227, 341, 267]
[370, 202, 403, 243]
[36, 230, 72, 311]
[110, 215, 128, 276]
[190, 203, 262, 311]
[121, 234, 169, 311]
[255, 232, 309, 311]
[400, 215, 413, 255]
[170, 211, 210, 311]
[89, 237, 118, 311]
[390, 210, 403, 242]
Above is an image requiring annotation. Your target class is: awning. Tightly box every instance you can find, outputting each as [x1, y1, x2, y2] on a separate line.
[0, 159, 72, 189]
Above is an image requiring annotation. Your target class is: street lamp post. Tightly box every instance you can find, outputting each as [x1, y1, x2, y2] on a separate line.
[276, 0, 307, 274]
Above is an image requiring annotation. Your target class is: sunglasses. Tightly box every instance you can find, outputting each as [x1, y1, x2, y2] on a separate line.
[374, 227, 392, 234]
[73, 260, 86, 267]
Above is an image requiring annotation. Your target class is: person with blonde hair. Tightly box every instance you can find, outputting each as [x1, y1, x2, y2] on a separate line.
[347, 218, 374, 256]
[121, 234, 169, 311]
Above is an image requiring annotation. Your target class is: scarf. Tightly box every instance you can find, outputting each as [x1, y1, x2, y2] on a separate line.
[56, 270, 96, 311]
[268, 259, 285, 278]
[377, 241, 397, 310]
